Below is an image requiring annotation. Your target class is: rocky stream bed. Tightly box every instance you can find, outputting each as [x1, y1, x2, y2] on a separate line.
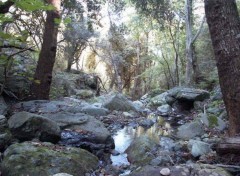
[0, 84, 240, 176]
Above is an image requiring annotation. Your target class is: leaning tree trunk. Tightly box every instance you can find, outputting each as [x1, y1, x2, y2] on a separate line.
[205, 0, 240, 136]
[30, 0, 61, 100]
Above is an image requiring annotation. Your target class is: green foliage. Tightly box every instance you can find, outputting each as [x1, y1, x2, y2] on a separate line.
[14, 0, 54, 12]
[49, 86, 67, 99]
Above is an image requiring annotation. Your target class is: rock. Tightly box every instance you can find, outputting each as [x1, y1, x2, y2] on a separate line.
[12, 100, 69, 114]
[129, 164, 232, 176]
[0, 97, 7, 115]
[157, 104, 172, 114]
[207, 107, 223, 115]
[167, 87, 210, 102]
[51, 71, 98, 98]
[211, 86, 223, 101]
[125, 135, 158, 166]
[150, 153, 172, 167]
[103, 94, 137, 112]
[193, 101, 205, 111]
[159, 137, 176, 151]
[46, 112, 114, 147]
[176, 121, 204, 140]
[148, 88, 166, 98]
[8, 111, 61, 143]
[0, 131, 12, 152]
[123, 111, 135, 118]
[150, 157, 162, 166]
[81, 105, 109, 116]
[139, 119, 154, 128]
[188, 140, 212, 157]
[52, 174, 73, 176]
[0, 141, 98, 176]
[200, 113, 226, 131]
[4, 76, 31, 99]
[148, 92, 168, 107]
[160, 168, 170, 175]
[132, 100, 144, 111]
[75, 89, 94, 99]
[0, 115, 7, 129]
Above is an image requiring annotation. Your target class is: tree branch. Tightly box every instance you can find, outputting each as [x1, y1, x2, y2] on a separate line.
[0, 44, 36, 52]
[191, 15, 205, 44]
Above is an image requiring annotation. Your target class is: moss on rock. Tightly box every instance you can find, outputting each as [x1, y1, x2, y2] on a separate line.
[1, 142, 99, 176]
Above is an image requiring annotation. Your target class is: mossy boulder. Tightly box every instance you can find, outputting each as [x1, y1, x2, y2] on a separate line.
[200, 113, 226, 131]
[8, 111, 61, 143]
[148, 92, 169, 107]
[0, 142, 99, 176]
[125, 135, 158, 166]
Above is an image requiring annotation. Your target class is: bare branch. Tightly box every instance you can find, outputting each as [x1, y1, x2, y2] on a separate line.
[191, 15, 205, 44]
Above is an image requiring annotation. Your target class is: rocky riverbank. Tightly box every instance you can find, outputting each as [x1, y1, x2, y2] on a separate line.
[0, 84, 239, 176]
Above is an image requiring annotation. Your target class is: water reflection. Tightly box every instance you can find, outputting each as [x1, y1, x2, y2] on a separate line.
[111, 115, 174, 166]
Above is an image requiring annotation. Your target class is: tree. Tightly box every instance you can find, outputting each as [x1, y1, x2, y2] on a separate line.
[30, 0, 61, 100]
[205, 0, 240, 136]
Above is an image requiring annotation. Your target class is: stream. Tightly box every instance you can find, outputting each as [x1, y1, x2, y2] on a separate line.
[110, 113, 185, 168]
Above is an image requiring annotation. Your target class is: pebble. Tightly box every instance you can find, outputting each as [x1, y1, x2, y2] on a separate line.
[160, 168, 170, 175]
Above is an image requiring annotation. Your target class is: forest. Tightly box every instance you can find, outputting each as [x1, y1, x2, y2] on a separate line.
[0, 0, 240, 176]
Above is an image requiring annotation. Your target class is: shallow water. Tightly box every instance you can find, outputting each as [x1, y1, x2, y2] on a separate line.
[111, 115, 175, 166]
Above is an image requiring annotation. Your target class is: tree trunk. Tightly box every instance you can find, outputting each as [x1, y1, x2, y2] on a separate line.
[185, 0, 194, 86]
[132, 41, 142, 100]
[205, 0, 240, 136]
[30, 0, 61, 100]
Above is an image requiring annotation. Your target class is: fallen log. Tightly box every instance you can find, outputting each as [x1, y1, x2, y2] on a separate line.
[216, 137, 240, 155]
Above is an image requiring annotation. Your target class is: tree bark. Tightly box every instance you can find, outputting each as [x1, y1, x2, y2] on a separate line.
[30, 0, 61, 100]
[205, 0, 240, 136]
[185, 0, 194, 86]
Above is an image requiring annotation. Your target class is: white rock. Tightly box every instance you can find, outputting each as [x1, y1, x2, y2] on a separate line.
[52, 173, 73, 176]
[160, 168, 171, 175]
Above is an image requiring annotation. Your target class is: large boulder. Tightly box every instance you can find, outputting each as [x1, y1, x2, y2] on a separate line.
[129, 164, 232, 176]
[176, 121, 204, 140]
[200, 113, 226, 131]
[103, 94, 137, 112]
[51, 71, 98, 98]
[45, 112, 114, 147]
[0, 142, 98, 176]
[167, 87, 210, 102]
[165, 87, 210, 111]
[126, 135, 158, 166]
[8, 111, 61, 143]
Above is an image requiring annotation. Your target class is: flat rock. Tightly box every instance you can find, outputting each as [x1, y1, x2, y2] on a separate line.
[167, 87, 210, 101]
[129, 164, 232, 176]
[46, 112, 113, 145]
